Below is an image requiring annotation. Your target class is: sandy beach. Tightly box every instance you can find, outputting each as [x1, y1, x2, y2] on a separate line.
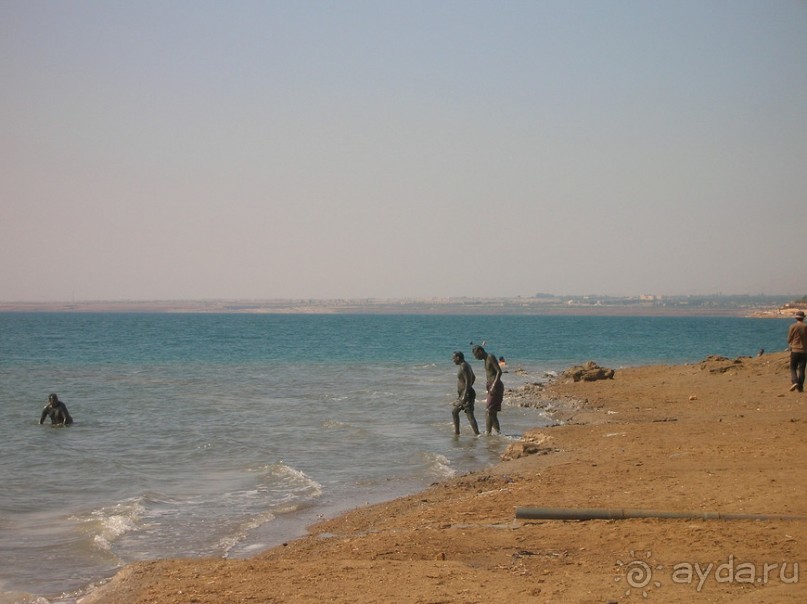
[81, 351, 805, 603]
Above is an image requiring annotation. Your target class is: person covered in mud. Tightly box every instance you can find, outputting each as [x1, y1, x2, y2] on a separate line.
[39, 393, 73, 426]
[472, 343, 503, 435]
[451, 351, 480, 436]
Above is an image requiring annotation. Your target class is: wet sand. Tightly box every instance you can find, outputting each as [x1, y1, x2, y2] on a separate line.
[81, 352, 806, 603]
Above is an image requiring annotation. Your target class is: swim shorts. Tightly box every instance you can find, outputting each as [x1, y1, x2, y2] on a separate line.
[456, 387, 476, 412]
[486, 380, 504, 412]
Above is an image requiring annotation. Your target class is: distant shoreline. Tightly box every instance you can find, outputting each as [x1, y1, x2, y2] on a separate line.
[0, 297, 796, 317]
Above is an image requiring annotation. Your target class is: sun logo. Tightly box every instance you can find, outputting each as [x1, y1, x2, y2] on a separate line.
[615, 550, 664, 598]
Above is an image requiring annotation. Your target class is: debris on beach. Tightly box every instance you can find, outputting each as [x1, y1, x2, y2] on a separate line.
[560, 361, 615, 382]
[500, 431, 557, 461]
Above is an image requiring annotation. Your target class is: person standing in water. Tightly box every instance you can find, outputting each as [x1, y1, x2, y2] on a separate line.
[451, 351, 480, 436]
[40, 393, 73, 426]
[472, 343, 503, 434]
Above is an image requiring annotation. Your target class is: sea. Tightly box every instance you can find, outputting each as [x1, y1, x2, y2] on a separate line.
[0, 312, 790, 603]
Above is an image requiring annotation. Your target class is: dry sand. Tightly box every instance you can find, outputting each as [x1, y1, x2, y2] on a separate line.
[81, 352, 806, 603]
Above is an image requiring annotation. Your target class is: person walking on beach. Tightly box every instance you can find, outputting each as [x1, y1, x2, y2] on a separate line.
[472, 343, 503, 434]
[452, 351, 480, 436]
[39, 393, 74, 426]
[788, 310, 807, 393]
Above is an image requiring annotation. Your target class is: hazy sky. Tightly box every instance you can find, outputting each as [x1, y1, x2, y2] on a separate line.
[2, 1, 805, 302]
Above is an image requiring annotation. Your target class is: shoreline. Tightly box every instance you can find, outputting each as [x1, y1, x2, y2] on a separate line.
[0, 298, 790, 317]
[81, 352, 806, 603]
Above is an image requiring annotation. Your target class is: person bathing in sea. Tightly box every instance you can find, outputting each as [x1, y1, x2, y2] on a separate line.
[40, 393, 73, 426]
[452, 351, 480, 436]
[471, 343, 503, 435]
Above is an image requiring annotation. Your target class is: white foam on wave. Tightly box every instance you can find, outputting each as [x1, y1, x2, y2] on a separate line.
[259, 462, 324, 501]
[420, 452, 456, 479]
[78, 498, 145, 553]
[217, 509, 277, 556]
[74, 464, 325, 563]
[218, 463, 323, 556]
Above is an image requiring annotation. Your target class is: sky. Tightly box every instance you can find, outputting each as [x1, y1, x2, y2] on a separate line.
[2, 1, 806, 302]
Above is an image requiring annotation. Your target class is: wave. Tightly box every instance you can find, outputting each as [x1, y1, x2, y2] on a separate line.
[219, 463, 324, 556]
[419, 452, 456, 479]
[72, 463, 324, 563]
[248, 462, 324, 507]
[72, 497, 146, 557]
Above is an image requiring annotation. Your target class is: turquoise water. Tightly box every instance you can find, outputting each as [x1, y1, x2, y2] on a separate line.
[0, 313, 788, 603]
